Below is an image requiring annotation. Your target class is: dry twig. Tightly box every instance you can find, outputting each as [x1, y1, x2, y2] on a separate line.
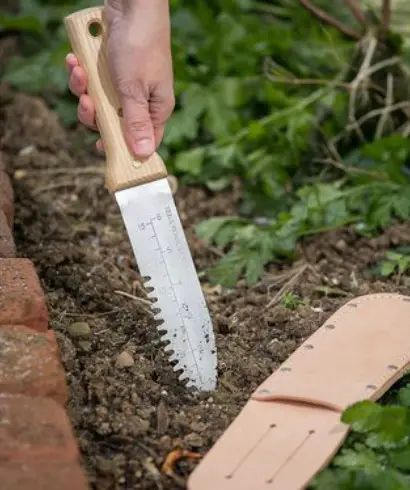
[380, 0, 391, 38]
[298, 0, 361, 40]
[113, 290, 154, 316]
[344, 0, 366, 27]
[266, 263, 309, 309]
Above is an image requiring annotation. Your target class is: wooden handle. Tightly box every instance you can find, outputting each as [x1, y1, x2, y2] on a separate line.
[64, 6, 167, 193]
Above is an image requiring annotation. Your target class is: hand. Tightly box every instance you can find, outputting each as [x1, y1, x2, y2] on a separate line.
[66, 0, 174, 160]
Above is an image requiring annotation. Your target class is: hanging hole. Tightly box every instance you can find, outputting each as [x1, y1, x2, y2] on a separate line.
[88, 20, 102, 37]
[117, 107, 123, 117]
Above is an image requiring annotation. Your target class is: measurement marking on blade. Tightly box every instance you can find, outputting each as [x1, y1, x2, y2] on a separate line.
[149, 219, 204, 383]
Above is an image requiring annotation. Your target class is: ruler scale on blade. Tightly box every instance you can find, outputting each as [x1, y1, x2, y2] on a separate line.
[64, 6, 217, 391]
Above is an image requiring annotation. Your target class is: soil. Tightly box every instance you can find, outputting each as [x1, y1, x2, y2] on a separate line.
[1, 85, 410, 490]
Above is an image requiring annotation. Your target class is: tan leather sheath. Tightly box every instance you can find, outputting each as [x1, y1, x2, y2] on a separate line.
[188, 294, 410, 490]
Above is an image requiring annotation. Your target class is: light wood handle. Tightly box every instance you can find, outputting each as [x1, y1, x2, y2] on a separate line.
[64, 6, 167, 193]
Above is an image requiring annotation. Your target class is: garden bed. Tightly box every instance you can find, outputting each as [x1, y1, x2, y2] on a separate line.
[2, 85, 410, 489]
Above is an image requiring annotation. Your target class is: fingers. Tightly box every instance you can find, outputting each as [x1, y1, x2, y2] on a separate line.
[66, 53, 97, 131]
[151, 90, 175, 150]
[77, 94, 97, 130]
[118, 82, 156, 160]
[96, 139, 105, 154]
[66, 54, 87, 98]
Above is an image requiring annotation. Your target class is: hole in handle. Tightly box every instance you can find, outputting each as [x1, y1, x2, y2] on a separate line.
[88, 20, 102, 37]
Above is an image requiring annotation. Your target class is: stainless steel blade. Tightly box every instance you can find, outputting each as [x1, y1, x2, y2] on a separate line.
[115, 177, 217, 391]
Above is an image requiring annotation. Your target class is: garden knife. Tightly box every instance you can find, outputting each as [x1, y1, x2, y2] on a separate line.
[64, 6, 217, 391]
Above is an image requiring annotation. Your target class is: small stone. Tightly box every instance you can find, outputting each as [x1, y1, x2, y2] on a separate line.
[184, 432, 204, 448]
[115, 351, 134, 368]
[67, 322, 91, 339]
[77, 340, 92, 352]
[335, 239, 347, 251]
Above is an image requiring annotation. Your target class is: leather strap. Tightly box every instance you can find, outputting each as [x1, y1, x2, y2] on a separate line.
[188, 294, 410, 490]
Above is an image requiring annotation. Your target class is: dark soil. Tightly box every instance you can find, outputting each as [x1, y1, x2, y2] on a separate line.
[1, 87, 410, 490]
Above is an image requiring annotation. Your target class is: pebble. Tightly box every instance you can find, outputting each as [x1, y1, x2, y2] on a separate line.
[184, 432, 204, 448]
[67, 321, 91, 339]
[115, 350, 134, 368]
[77, 340, 92, 352]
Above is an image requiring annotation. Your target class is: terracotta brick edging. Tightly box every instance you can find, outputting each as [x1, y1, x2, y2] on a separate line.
[0, 159, 90, 489]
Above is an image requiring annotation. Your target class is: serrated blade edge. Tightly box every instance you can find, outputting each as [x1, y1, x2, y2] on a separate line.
[115, 178, 217, 391]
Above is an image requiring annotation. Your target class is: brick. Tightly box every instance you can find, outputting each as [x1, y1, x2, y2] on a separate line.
[0, 259, 48, 331]
[0, 325, 67, 405]
[0, 395, 79, 462]
[0, 210, 16, 258]
[0, 171, 13, 227]
[0, 460, 89, 490]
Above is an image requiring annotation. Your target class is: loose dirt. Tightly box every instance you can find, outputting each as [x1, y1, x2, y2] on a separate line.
[1, 86, 410, 490]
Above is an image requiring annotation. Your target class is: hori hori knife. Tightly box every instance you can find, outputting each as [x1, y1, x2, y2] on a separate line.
[64, 6, 217, 391]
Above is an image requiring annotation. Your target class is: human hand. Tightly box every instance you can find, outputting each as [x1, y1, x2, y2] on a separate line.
[66, 0, 174, 160]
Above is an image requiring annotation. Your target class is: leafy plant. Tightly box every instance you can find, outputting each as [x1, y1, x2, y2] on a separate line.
[2, 0, 410, 288]
[280, 291, 305, 309]
[375, 247, 410, 278]
[310, 380, 410, 489]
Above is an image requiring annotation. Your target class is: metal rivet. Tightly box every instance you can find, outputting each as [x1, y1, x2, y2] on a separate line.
[387, 365, 398, 370]
[304, 344, 314, 349]
[366, 384, 377, 390]
[280, 367, 292, 372]
[325, 324, 335, 330]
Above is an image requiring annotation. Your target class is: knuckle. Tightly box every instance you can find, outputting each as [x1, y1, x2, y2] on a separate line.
[116, 78, 148, 102]
[127, 118, 152, 134]
[152, 94, 176, 124]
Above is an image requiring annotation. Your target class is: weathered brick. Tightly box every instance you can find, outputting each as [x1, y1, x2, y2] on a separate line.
[0, 460, 89, 490]
[0, 395, 79, 462]
[0, 259, 48, 331]
[0, 210, 16, 258]
[0, 171, 13, 227]
[0, 325, 67, 405]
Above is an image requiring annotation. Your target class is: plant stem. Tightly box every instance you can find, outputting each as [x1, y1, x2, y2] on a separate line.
[380, 0, 391, 38]
[344, 0, 366, 27]
[298, 0, 361, 40]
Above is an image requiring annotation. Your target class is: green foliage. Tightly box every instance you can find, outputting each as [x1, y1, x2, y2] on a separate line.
[2, 0, 410, 289]
[280, 291, 305, 309]
[310, 380, 410, 489]
[375, 247, 410, 278]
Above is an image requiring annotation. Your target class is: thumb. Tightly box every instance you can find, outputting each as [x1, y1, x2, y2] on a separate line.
[121, 95, 155, 160]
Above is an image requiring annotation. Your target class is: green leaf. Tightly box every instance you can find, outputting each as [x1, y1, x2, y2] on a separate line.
[0, 14, 43, 34]
[390, 446, 410, 470]
[398, 385, 410, 407]
[342, 400, 382, 432]
[174, 147, 205, 176]
[196, 217, 238, 244]
[380, 260, 397, 277]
